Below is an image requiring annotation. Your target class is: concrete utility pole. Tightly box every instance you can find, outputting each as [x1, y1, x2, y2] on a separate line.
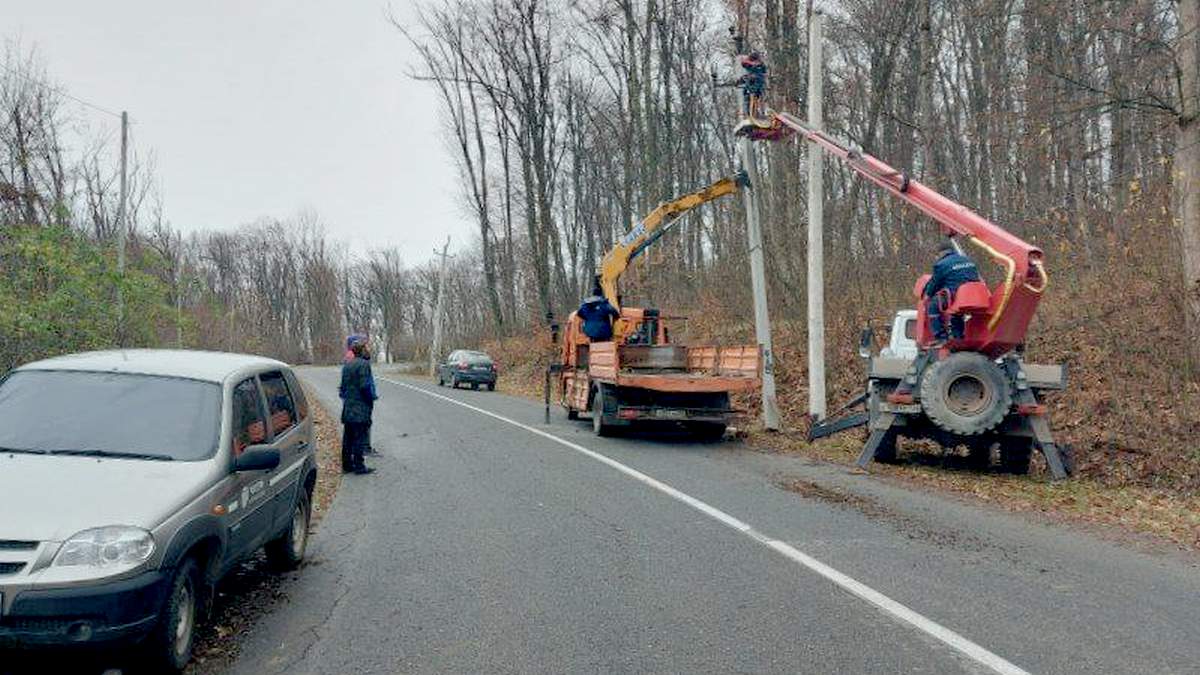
[429, 237, 452, 376]
[807, 13, 827, 420]
[115, 111, 129, 340]
[733, 41, 782, 431]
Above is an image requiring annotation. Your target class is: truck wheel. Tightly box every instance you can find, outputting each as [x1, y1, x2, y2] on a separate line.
[266, 490, 311, 570]
[142, 557, 200, 673]
[967, 439, 994, 470]
[487, 382, 495, 392]
[874, 429, 899, 463]
[690, 422, 727, 442]
[999, 437, 1032, 475]
[592, 388, 614, 437]
[919, 352, 1012, 435]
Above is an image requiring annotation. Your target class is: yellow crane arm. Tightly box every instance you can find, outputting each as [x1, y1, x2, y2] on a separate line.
[599, 172, 748, 309]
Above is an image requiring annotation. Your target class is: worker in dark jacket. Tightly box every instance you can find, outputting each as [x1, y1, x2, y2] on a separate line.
[739, 51, 768, 118]
[578, 281, 620, 341]
[925, 240, 982, 342]
[339, 334, 377, 475]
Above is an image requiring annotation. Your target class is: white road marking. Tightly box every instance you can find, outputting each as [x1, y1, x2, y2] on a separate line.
[380, 377, 1031, 675]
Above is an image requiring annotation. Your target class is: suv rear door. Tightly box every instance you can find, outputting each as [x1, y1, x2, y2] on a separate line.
[260, 369, 311, 533]
[228, 376, 278, 560]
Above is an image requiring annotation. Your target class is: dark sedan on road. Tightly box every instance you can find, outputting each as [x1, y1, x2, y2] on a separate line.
[436, 350, 497, 390]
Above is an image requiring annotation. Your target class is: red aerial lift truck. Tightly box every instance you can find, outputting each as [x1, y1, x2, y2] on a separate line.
[741, 111, 1073, 480]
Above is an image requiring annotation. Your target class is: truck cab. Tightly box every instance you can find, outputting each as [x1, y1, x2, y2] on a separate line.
[880, 310, 919, 360]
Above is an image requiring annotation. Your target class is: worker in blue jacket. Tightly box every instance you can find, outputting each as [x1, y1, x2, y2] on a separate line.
[578, 280, 620, 341]
[925, 240, 982, 342]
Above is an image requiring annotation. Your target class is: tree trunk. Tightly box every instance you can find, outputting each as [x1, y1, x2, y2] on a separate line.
[1178, 0, 1200, 371]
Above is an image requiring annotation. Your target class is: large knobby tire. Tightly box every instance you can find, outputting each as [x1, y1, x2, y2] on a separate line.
[143, 557, 201, 673]
[266, 490, 311, 570]
[592, 387, 614, 437]
[919, 352, 1012, 436]
[999, 437, 1033, 475]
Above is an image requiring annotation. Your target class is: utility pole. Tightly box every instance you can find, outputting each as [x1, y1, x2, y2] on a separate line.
[429, 236, 452, 376]
[116, 111, 129, 342]
[807, 13, 827, 420]
[733, 35, 782, 431]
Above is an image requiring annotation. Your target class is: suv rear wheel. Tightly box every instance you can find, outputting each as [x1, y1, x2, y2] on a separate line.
[266, 490, 311, 570]
[143, 557, 200, 673]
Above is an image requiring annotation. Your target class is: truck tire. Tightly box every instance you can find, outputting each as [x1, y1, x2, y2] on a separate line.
[874, 428, 900, 463]
[967, 438, 994, 470]
[999, 437, 1033, 475]
[689, 422, 727, 442]
[919, 352, 1012, 435]
[592, 387, 615, 437]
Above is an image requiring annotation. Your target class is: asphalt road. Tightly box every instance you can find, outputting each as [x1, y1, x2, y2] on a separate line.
[225, 368, 1200, 674]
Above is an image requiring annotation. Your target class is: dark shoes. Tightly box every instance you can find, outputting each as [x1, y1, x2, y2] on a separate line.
[352, 466, 375, 475]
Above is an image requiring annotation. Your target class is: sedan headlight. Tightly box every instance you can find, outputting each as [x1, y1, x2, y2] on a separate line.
[53, 526, 155, 571]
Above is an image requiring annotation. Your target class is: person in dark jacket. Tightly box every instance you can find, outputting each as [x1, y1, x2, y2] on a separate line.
[339, 334, 378, 475]
[739, 51, 768, 118]
[924, 240, 982, 342]
[578, 281, 620, 341]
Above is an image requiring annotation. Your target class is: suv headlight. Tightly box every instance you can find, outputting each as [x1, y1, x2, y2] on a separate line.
[52, 526, 155, 572]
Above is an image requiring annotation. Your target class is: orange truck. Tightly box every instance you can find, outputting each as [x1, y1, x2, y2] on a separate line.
[556, 175, 762, 438]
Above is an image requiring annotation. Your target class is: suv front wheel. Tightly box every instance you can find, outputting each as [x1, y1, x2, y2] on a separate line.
[266, 490, 311, 570]
[143, 557, 200, 673]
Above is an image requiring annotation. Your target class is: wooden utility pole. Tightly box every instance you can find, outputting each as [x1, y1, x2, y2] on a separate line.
[733, 34, 782, 431]
[116, 111, 129, 340]
[807, 13, 826, 420]
[430, 237, 452, 376]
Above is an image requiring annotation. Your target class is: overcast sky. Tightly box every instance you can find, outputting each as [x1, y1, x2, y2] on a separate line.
[5, 0, 470, 264]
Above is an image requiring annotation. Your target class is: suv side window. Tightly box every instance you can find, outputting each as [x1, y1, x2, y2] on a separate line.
[232, 378, 267, 456]
[260, 371, 298, 437]
[283, 370, 308, 421]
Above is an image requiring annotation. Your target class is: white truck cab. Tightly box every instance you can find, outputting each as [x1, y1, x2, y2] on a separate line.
[880, 309, 919, 360]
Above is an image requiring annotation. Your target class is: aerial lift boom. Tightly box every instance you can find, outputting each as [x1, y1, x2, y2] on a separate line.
[757, 112, 1048, 357]
[599, 172, 749, 337]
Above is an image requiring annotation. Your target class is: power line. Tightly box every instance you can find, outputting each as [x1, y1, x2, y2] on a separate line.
[0, 60, 127, 121]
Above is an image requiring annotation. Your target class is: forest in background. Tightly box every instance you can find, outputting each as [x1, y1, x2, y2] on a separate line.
[2, 0, 1199, 495]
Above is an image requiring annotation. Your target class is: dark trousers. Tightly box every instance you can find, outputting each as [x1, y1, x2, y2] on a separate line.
[342, 421, 371, 471]
[928, 295, 965, 341]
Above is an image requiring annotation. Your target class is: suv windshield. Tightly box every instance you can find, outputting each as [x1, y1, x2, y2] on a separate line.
[0, 370, 221, 461]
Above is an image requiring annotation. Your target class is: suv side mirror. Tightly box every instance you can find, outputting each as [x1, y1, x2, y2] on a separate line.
[858, 326, 875, 358]
[235, 446, 281, 472]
